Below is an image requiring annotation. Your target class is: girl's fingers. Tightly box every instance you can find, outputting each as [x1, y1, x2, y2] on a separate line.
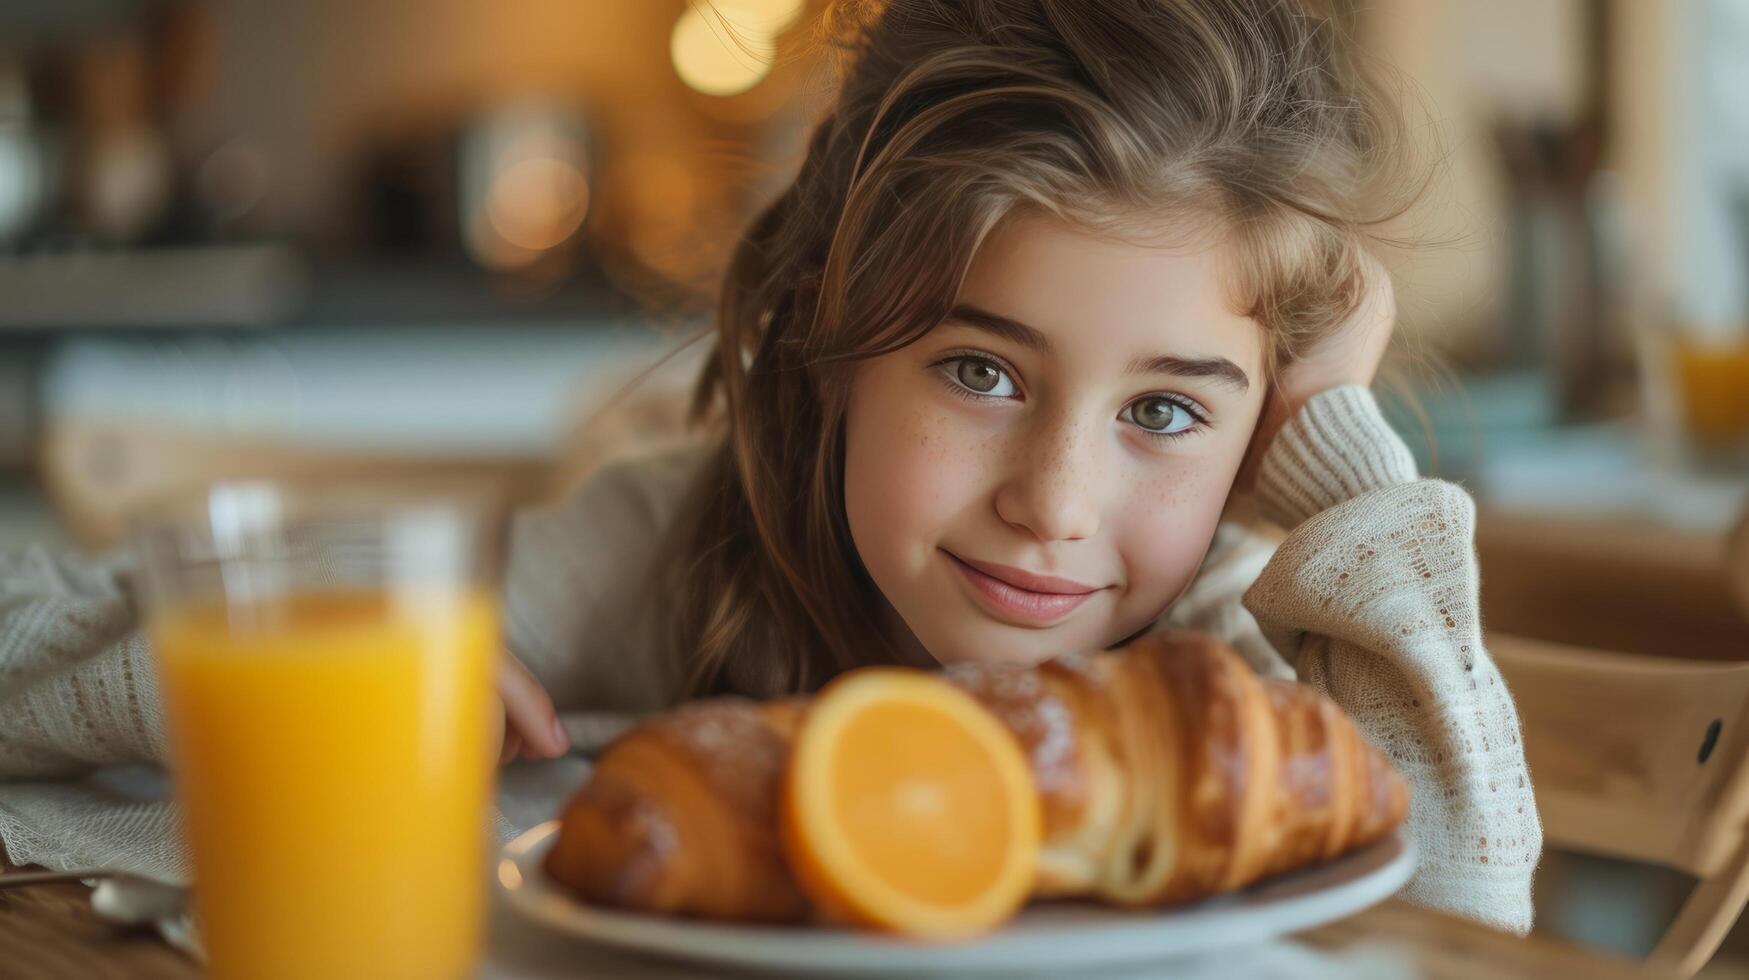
[498, 725, 524, 766]
[497, 651, 570, 758]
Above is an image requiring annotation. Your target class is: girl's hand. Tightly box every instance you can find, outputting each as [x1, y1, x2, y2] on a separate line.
[493, 650, 571, 766]
[1235, 250, 1397, 493]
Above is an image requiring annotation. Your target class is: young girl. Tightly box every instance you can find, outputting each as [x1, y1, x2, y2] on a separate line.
[0, 0, 1540, 936]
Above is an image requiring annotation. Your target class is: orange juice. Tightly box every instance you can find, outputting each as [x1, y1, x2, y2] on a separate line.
[151, 587, 499, 980]
[1674, 339, 1749, 444]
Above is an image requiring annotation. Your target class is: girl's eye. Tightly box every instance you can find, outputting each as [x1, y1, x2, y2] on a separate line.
[941, 356, 1018, 398]
[1123, 395, 1202, 438]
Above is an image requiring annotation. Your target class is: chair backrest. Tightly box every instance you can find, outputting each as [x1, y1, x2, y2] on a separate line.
[39, 418, 551, 549]
[1493, 635, 1749, 877]
[1493, 632, 1749, 977]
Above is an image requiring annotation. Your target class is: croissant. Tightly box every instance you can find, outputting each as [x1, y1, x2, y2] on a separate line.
[543, 631, 1409, 921]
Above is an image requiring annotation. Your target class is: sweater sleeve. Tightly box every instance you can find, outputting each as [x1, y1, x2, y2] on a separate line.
[0, 447, 707, 782]
[502, 447, 707, 716]
[0, 545, 169, 780]
[1242, 385, 1543, 936]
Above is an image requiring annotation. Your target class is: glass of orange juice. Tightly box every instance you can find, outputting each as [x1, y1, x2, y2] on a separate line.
[1673, 337, 1749, 448]
[134, 479, 502, 980]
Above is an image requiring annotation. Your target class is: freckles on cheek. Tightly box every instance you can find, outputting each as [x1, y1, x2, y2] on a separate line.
[1120, 466, 1229, 593]
[870, 410, 955, 517]
[848, 400, 984, 565]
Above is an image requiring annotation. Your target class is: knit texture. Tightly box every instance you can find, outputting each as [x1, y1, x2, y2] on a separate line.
[1255, 384, 1422, 529]
[0, 386, 1541, 936]
[0, 547, 165, 779]
[1242, 385, 1542, 935]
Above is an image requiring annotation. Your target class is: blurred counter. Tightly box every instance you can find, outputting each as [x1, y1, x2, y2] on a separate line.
[24, 318, 704, 547]
[39, 320, 692, 458]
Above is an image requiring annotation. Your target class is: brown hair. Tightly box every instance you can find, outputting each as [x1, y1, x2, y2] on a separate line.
[655, 0, 1418, 700]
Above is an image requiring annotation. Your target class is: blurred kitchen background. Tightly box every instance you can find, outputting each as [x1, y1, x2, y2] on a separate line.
[0, 0, 1747, 973]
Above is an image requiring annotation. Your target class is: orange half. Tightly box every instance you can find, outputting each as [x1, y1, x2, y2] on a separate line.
[781, 668, 1040, 940]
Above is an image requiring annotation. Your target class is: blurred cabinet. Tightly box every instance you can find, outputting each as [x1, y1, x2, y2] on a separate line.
[1477, 508, 1749, 661]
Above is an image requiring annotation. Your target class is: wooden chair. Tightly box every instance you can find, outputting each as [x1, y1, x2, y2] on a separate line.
[38, 418, 553, 550]
[1487, 499, 1749, 977]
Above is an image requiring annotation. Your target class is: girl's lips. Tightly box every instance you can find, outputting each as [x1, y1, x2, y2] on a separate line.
[943, 550, 1102, 628]
[952, 555, 1100, 594]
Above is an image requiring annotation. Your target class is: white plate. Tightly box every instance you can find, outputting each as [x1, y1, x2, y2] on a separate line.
[497, 821, 1416, 976]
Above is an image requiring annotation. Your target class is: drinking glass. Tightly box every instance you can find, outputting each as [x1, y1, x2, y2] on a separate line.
[134, 479, 502, 979]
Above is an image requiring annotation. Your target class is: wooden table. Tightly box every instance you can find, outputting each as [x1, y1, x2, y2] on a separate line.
[2, 851, 1672, 980]
[1, 853, 194, 979]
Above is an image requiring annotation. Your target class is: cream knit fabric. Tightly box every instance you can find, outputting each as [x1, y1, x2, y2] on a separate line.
[0, 385, 1540, 934]
[1243, 386, 1542, 935]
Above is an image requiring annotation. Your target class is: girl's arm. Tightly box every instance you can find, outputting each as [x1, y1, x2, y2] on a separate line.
[0, 448, 711, 781]
[0, 546, 168, 780]
[501, 446, 707, 717]
[1241, 384, 1543, 935]
[0, 538, 571, 780]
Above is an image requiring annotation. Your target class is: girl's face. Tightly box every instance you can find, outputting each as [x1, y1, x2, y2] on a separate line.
[844, 211, 1267, 668]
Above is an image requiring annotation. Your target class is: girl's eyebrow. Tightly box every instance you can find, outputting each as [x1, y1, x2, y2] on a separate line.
[944, 303, 1251, 394]
[946, 304, 1055, 354]
[1125, 352, 1251, 393]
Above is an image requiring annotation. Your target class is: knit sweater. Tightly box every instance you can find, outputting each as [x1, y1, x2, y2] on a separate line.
[0, 384, 1542, 934]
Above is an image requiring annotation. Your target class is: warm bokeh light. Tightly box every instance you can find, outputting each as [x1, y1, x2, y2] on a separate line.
[463, 120, 592, 274]
[671, 0, 806, 97]
[485, 155, 590, 253]
[621, 151, 706, 280]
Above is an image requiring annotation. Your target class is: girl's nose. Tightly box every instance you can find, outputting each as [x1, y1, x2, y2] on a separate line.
[993, 417, 1102, 543]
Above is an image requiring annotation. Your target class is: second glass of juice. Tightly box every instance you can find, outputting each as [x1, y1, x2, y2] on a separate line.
[135, 480, 502, 980]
